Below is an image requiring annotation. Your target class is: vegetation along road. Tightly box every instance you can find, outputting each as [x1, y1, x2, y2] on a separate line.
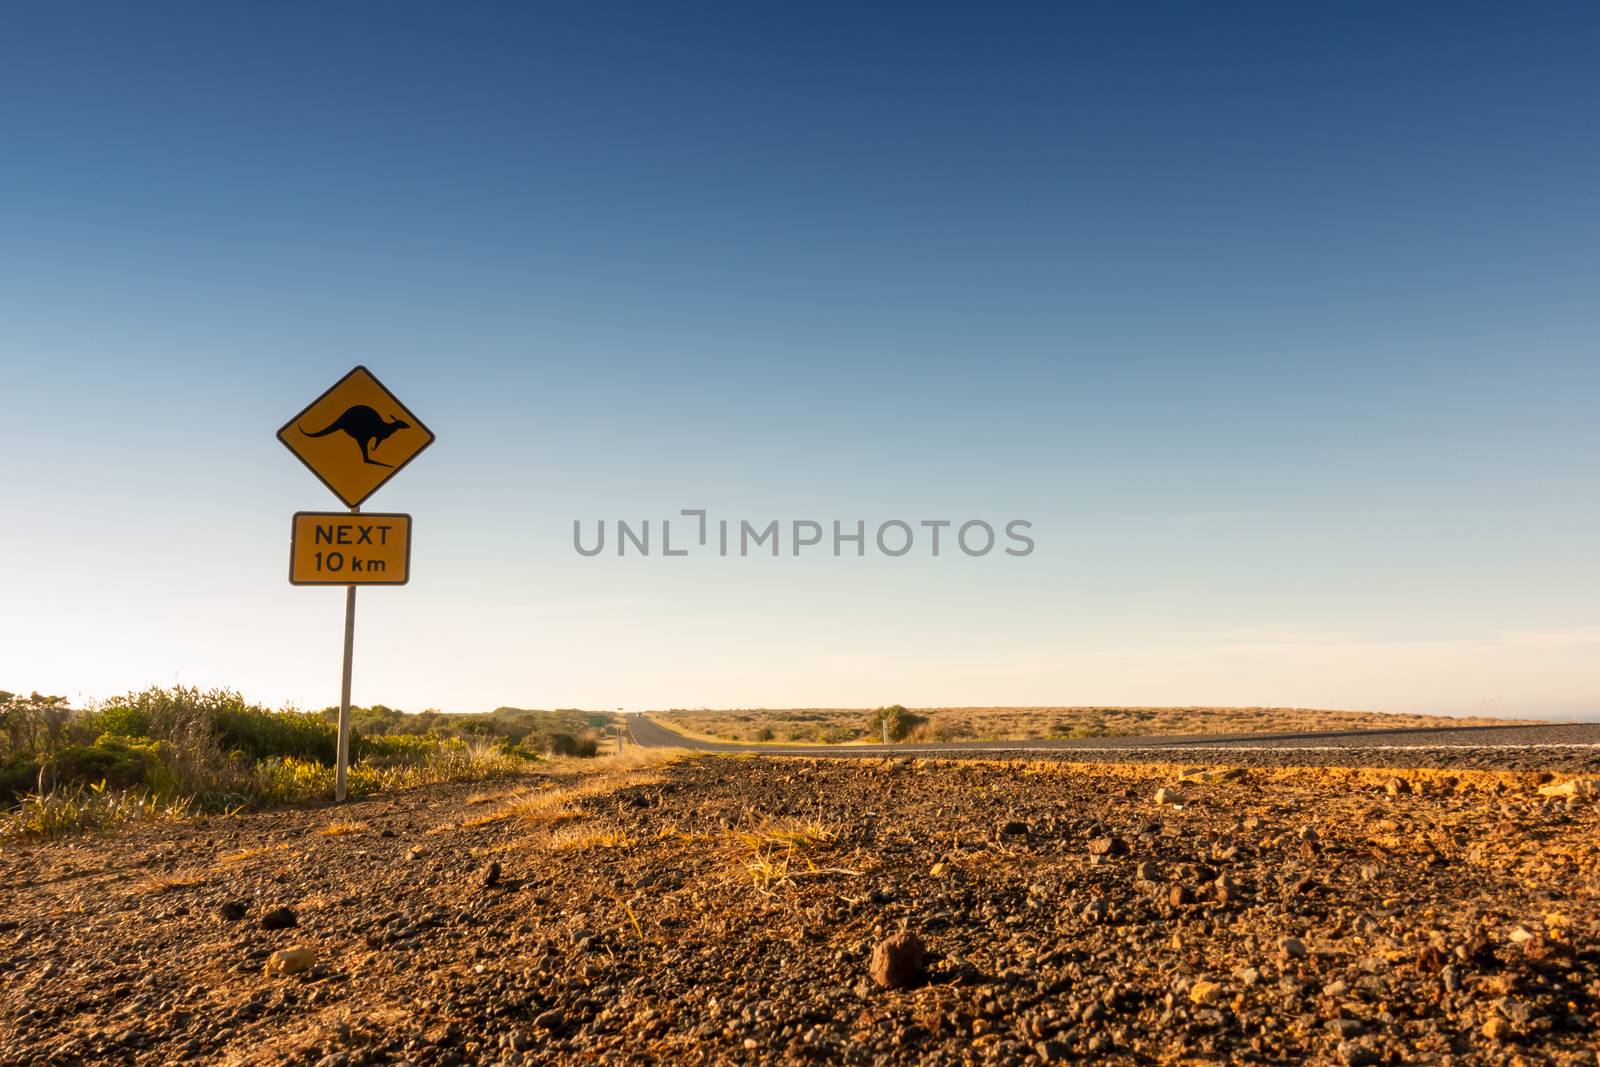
[625, 715, 1600, 772]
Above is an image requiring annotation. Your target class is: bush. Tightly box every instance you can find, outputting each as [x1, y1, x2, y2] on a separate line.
[544, 732, 599, 758]
[867, 704, 926, 742]
[754, 727, 776, 742]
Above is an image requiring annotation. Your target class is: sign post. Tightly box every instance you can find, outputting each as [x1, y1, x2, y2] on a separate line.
[277, 367, 434, 802]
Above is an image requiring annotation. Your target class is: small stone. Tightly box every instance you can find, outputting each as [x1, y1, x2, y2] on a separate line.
[533, 1008, 564, 1031]
[1087, 836, 1128, 857]
[1482, 1017, 1511, 1042]
[1081, 898, 1110, 924]
[999, 820, 1028, 837]
[1384, 777, 1412, 797]
[1035, 1039, 1070, 1062]
[1189, 980, 1224, 1005]
[406, 846, 424, 861]
[1215, 873, 1239, 900]
[1177, 768, 1206, 783]
[481, 861, 502, 888]
[1154, 787, 1183, 806]
[1135, 861, 1159, 882]
[260, 907, 298, 931]
[1328, 1019, 1365, 1039]
[869, 930, 926, 990]
[263, 946, 317, 976]
[218, 901, 248, 922]
[1298, 826, 1319, 843]
[1279, 937, 1308, 959]
[1169, 885, 1194, 906]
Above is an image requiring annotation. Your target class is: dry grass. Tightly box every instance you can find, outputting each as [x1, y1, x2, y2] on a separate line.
[452, 751, 688, 831]
[655, 705, 1534, 745]
[315, 820, 368, 836]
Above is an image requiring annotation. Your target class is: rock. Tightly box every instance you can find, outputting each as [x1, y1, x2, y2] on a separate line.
[1169, 885, 1194, 906]
[1135, 861, 1159, 882]
[406, 846, 424, 861]
[481, 861, 502, 888]
[1215, 873, 1239, 901]
[1177, 768, 1206, 783]
[1297, 826, 1319, 843]
[532, 1009, 564, 1032]
[218, 901, 248, 922]
[1087, 836, 1128, 857]
[1384, 777, 1412, 797]
[1339, 1041, 1380, 1066]
[260, 907, 298, 931]
[1035, 1039, 1070, 1062]
[1207, 767, 1246, 783]
[263, 946, 317, 976]
[1154, 787, 1183, 806]
[1328, 1019, 1365, 1039]
[1482, 1016, 1511, 1042]
[1081, 898, 1110, 924]
[999, 820, 1028, 837]
[1189, 980, 1224, 1005]
[1279, 937, 1308, 959]
[1537, 777, 1597, 799]
[869, 930, 926, 990]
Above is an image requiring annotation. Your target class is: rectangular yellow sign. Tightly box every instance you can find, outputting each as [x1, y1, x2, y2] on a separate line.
[290, 512, 412, 586]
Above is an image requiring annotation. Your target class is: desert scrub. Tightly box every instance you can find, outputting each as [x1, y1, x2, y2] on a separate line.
[253, 738, 532, 804]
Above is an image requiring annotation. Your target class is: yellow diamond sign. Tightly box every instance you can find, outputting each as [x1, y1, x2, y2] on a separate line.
[277, 366, 435, 508]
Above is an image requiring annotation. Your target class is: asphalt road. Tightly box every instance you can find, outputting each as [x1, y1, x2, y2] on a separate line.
[624, 715, 1600, 772]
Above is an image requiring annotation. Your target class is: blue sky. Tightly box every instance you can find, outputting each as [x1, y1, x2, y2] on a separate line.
[2, 3, 1596, 717]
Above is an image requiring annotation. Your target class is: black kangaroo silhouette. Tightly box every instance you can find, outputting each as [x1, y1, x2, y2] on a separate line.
[299, 405, 411, 467]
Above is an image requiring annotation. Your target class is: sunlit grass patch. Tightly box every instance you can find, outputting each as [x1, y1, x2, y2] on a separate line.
[133, 871, 208, 894]
[215, 842, 290, 865]
[316, 820, 368, 836]
[545, 827, 637, 851]
[729, 817, 835, 852]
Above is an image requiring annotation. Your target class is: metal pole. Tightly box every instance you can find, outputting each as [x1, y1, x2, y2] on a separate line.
[336, 505, 359, 802]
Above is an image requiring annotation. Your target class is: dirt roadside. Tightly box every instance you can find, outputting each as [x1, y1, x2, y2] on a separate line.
[1, 756, 1596, 1065]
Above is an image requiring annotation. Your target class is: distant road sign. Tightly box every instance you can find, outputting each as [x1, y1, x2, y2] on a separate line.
[277, 366, 435, 509]
[290, 512, 412, 585]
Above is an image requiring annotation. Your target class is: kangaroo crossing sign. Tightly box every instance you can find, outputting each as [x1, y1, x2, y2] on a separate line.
[277, 365, 435, 509]
[277, 364, 434, 802]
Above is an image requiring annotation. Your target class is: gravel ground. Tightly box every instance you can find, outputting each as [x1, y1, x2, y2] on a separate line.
[1, 756, 1596, 1066]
